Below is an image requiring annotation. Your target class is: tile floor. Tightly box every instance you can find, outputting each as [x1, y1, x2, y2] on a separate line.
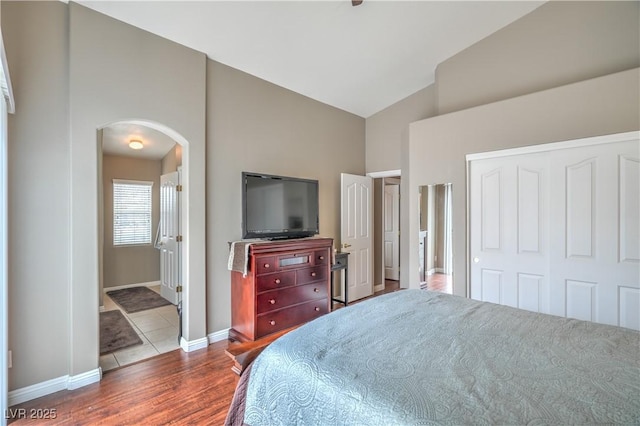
[100, 285, 180, 372]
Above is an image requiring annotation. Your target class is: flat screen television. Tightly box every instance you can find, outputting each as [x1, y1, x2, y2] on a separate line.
[242, 172, 319, 240]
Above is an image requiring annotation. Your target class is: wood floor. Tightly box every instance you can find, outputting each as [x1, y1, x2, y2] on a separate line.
[8, 341, 238, 425]
[420, 272, 453, 294]
[8, 280, 448, 425]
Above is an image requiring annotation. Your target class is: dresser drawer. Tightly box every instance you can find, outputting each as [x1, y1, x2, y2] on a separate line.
[256, 271, 295, 292]
[256, 299, 329, 337]
[314, 250, 329, 265]
[255, 256, 277, 275]
[256, 282, 327, 314]
[296, 265, 327, 285]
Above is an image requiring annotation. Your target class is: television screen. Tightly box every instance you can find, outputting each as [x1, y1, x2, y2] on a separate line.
[242, 172, 319, 239]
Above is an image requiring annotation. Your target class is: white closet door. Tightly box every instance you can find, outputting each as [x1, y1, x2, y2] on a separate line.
[549, 140, 639, 328]
[469, 152, 550, 313]
[470, 134, 639, 330]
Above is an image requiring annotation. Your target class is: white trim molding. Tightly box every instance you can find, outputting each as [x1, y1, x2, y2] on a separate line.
[466, 131, 640, 161]
[208, 329, 229, 344]
[7, 368, 101, 406]
[180, 336, 208, 352]
[103, 281, 161, 293]
[67, 368, 101, 391]
[367, 169, 401, 179]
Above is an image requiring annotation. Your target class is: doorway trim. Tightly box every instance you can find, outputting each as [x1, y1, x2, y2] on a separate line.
[0, 31, 13, 425]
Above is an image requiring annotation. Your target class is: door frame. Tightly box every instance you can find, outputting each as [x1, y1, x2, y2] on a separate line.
[465, 131, 640, 299]
[0, 32, 14, 426]
[368, 170, 401, 292]
[382, 177, 401, 286]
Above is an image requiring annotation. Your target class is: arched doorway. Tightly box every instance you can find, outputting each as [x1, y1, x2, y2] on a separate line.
[97, 120, 186, 369]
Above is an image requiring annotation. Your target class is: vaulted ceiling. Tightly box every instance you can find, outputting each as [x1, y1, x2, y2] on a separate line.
[79, 1, 544, 118]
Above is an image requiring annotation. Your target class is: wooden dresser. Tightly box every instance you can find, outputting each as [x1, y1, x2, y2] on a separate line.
[229, 237, 333, 342]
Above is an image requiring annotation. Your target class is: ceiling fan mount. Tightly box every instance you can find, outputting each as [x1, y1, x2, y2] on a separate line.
[352, 0, 363, 6]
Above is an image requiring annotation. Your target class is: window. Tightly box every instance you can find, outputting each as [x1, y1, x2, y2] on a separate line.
[113, 179, 153, 246]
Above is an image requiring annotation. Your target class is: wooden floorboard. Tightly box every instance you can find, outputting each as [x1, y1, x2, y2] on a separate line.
[8, 341, 238, 425]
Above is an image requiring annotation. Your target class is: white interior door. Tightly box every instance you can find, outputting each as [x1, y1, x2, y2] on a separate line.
[341, 173, 373, 302]
[159, 171, 180, 305]
[549, 140, 639, 328]
[384, 184, 400, 280]
[469, 134, 640, 330]
[470, 152, 550, 312]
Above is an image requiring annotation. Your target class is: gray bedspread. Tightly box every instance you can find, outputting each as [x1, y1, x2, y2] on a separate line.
[243, 290, 640, 425]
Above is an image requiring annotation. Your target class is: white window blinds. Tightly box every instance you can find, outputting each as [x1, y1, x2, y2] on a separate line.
[113, 179, 153, 246]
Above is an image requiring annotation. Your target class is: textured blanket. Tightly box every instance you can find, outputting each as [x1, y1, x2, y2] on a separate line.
[241, 290, 640, 425]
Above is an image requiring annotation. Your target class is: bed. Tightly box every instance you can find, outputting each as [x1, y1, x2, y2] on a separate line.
[226, 289, 640, 425]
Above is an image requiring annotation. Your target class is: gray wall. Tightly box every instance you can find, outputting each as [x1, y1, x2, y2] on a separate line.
[68, 2, 207, 377]
[4, 1, 70, 390]
[4, 1, 207, 390]
[206, 60, 365, 332]
[102, 155, 161, 289]
[161, 144, 182, 175]
[403, 68, 640, 297]
[366, 1, 640, 174]
[366, 85, 436, 173]
[436, 1, 640, 115]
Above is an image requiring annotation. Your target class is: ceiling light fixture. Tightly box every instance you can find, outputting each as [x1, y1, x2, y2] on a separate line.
[129, 140, 144, 150]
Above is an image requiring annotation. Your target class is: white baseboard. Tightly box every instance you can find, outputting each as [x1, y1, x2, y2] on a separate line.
[103, 281, 161, 293]
[208, 329, 229, 344]
[8, 376, 67, 407]
[180, 336, 208, 352]
[435, 268, 445, 274]
[374, 283, 384, 292]
[427, 269, 435, 276]
[67, 368, 101, 390]
[8, 368, 101, 406]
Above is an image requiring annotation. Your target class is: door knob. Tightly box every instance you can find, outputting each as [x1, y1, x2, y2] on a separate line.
[343, 243, 352, 248]
[473, 257, 480, 263]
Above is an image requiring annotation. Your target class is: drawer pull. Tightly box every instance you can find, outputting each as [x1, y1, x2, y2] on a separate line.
[269, 320, 276, 326]
[264, 263, 270, 269]
[319, 255, 325, 260]
[311, 272, 317, 277]
[313, 288, 319, 293]
[274, 278, 281, 284]
[314, 307, 320, 312]
[269, 299, 276, 305]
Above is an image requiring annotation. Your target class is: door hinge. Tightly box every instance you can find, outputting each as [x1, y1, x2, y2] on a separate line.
[177, 235, 183, 242]
[176, 285, 183, 293]
[176, 184, 183, 192]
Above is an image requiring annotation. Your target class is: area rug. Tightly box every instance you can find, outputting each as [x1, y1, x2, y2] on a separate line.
[100, 310, 143, 355]
[106, 286, 172, 314]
